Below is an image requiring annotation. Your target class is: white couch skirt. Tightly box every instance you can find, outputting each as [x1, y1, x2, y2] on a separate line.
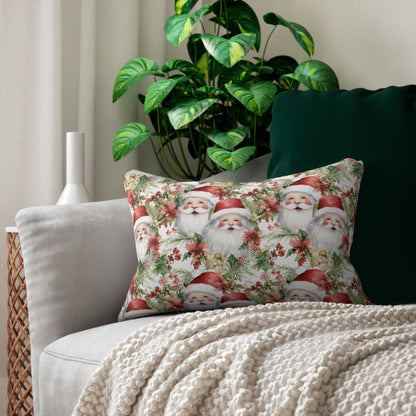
[39, 315, 172, 416]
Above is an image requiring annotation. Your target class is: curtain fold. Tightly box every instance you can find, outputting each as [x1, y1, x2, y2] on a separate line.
[0, 1, 171, 412]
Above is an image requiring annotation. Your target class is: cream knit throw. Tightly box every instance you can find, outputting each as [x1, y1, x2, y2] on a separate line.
[73, 303, 416, 416]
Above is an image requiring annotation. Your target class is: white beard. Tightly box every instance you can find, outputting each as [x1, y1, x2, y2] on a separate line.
[307, 217, 345, 254]
[175, 208, 210, 236]
[135, 235, 149, 261]
[202, 221, 247, 257]
[184, 298, 218, 311]
[279, 204, 314, 232]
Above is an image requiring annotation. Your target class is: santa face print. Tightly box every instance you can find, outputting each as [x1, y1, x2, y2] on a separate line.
[219, 213, 243, 231]
[284, 191, 313, 209]
[279, 191, 316, 232]
[176, 197, 212, 236]
[135, 224, 152, 262]
[182, 197, 209, 214]
[322, 213, 343, 231]
[202, 214, 248, 257]
[135, 222, 148, 240]
[185, 291, 219, 311]
[287, 289, 317, 302]
[307, 212, 346, 255]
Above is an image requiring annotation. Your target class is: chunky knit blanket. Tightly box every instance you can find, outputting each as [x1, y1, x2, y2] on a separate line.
[73, 303, 416, 416]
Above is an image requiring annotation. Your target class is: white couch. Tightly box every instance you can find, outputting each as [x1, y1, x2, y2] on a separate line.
[15, 154, 271, 416]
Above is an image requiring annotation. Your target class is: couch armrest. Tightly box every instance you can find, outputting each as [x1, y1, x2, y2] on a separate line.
[15, 198, 137, 413]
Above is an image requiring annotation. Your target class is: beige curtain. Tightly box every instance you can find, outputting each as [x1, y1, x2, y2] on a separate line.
[0, 0, 171, 409]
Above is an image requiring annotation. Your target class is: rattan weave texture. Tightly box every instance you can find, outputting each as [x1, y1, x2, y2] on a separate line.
[7, 231, 33, 416]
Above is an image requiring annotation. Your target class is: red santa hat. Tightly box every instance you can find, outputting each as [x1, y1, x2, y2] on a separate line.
[181, 185, 223, 205]
[282, 176, 324, 201]
[210, 198, 251, 221]
[315, 195, 347, 223]
[220, 292, 257, 308]
[184, 271, 224, 298]
[133, 205, 153, 227]
[126, 189, 137, 207]
[124, 298, 155, 318]
[286, 269, 329, 301]
[323, 292, 353, 304]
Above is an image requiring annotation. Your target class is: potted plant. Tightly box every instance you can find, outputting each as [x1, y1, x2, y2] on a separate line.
[112, 0, 339, 180]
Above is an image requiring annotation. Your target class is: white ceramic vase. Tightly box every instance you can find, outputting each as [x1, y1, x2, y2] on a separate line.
[57, 132, 91, 205]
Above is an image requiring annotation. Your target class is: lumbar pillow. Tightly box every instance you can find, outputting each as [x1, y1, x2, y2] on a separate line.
[267, 86, 416, 304]
[118, 158, 370, 320]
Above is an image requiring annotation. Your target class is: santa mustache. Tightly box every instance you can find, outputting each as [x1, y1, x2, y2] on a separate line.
[320, 219, 344, 232]
[180, 206, 209, 214]
[219, 223, 244, 230]
[283, 202, 312, 211]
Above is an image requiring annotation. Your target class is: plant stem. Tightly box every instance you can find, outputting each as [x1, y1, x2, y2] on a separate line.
[177, 131, 194, 178]
[262, 25, 277, 61]
[156, 109, 189, 179]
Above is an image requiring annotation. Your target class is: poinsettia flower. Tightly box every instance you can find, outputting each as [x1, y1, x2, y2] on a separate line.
[163, 295, 185, 310]
[265, 291, 284, 303]
[147, 235, 162, 255]
[297, 257, 307, 267]
[159, 277, 168, 286]
[260, 195, 281, 214]
[260, 272, 269, 281]
[243, 229, 263, 250]
[289, 236, 312, 255]
[160, 199, 179, 220]
[185, 239, 207, 258]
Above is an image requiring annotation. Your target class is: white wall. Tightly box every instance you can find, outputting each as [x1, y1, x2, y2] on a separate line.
[251, 0, 416, 90]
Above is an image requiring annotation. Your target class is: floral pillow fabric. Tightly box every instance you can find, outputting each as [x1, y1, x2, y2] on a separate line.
[118, 158, 370, 321]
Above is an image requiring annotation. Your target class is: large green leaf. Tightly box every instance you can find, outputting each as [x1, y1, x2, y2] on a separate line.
[210, 0, 261, 52]
[144, 79, 179, 115]
[203, 127, 249, 150]
[165, 4, 212, 47]
[224, 81, 277, 115]
[112, 58, 164, 102]
[167, 98, 218, 129]
[187, 34, 225, 80]
[175, 0, 199, 15]
[218, 60, 255, 87]
[263, 12, 314, 57]
[113, 123, 154, 161]
[284, 60, 340, 91]
[258, 55, 299, 89]
[201, 33, 256, 68]
[161, 59, 206, 85]
[207, 146, 256, 171]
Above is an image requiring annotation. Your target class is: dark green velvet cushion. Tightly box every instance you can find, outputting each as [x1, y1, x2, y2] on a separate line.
[267, 85, 416, 305]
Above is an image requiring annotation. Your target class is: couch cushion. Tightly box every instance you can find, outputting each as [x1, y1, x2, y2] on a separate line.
[267, 86, 416, 305]
[38, 314, 171, 416]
